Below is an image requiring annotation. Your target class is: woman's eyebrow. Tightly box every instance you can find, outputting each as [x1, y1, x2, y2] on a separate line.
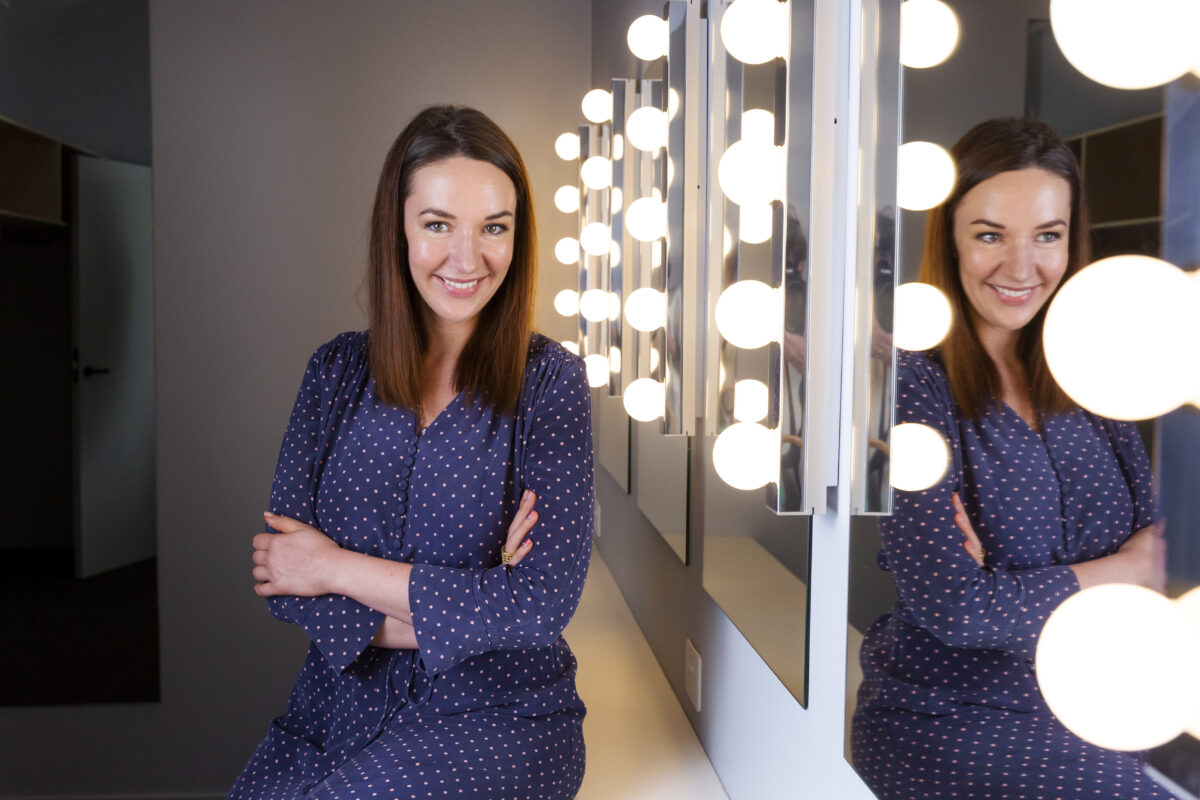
[485, 210, 514, 220]
[417, 209, 514, 220]
[1036, 218, 1067, 229]
[968, 218, 1004, 228]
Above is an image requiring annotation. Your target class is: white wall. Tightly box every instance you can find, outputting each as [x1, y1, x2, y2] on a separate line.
[0, 1, 590, 795]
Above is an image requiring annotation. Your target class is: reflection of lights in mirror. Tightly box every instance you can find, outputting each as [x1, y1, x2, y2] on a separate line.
[623, 377, 666, 422]
[1043, 255, 1200, 420]
[612, 133, 624, 161]
[625, 196, 667, 242]
[626, 106, 668, 152]
[899, 0, 960, 69]
[886, 422, 949, 492]
[718, 139, 786, 206]
[609, 240, 622, 267]
[625, 288, 667, 332]
[720, 0, 789, 65]
[560, 340, 579, 357]
[712, 421, 778, 491]
[715, 280, 782, 350]
[1036, 584, 1200, 750]
[1050, 0, 1200, 90]
[554, 131, 580, 161]
[578, 221, 612, 256]
[895, 140, 955, 210]
[580, 155, 613, 190]
[609, 186, 623, 215]
[608, 346, 621, 374]
[733, 379, 768, 423]
[892, 282, 952, 351]
[581, 88, 613, 123]
[584, 353, 611, 388]
[578, 288, 611, 322]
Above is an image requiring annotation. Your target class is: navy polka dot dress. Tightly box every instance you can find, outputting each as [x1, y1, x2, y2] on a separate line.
[851, 350, 1172, 799]
[228, 332, 592, 800]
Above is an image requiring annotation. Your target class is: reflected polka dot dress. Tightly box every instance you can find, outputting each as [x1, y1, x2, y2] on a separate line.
[851, 350, 1173, 799]
[228, 332, 593, 800]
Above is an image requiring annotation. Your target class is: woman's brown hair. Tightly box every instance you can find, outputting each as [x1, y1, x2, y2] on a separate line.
[918, 117, 1090, 420]
[368, 105, 536, 413]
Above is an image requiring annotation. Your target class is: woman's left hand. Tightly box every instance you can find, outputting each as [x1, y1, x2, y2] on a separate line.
[252, 512, 342, 597]
[951, 493, 986, 567]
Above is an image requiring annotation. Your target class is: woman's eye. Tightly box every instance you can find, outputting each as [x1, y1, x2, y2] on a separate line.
[484, 223, 509, 235]
[976, 232, 1000, 244]
[425, 221, 449, 233]
[1037, 231, 1062, 243]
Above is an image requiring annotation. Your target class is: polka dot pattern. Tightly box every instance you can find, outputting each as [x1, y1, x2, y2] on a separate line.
[852, 350, 1168, 799]
[229, 331, 593, 799]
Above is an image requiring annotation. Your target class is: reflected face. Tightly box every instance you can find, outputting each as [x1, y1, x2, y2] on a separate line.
[952, 168, 1071, 341]
[403, 156, 517, 336]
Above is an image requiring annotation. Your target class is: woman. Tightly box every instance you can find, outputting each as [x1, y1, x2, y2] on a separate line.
[851, 117, 1169, 799]
[228, 105, 592, 800]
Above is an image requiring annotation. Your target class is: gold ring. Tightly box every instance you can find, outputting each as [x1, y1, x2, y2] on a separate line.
[501, 548, 514, 565]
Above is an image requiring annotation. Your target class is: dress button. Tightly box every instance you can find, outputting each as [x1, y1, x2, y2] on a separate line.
[400, 466, 411, 478]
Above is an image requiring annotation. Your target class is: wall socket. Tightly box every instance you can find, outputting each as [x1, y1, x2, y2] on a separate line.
[684, 638, 702, 712]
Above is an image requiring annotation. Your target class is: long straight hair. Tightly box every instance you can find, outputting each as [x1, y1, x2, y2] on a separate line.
[367, 105, 536, 413]
[918, 117, 1090, 420]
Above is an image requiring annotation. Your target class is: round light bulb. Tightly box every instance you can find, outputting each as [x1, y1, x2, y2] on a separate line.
[555, 132, 580, 161]
[561, 340, 580, 356]
[579, 289, 611, 322]
[888, 422, 949, 491]
[627, 14, 669, 61]
[626, 197, 668, 242]
[721, 0, 790, 65]
[715, 280, 782, 349]
[553, 289, 579, 317]
[900, 0, 960, 69]
[610, 186, 623, 216]
[649, 346, 661, 372]
[1044, 255, 1200, 420]
[1037, 584, 1200, 750]
[582, 89, 614, 123]
[713, 422, 778, 490]
[897, 141, 955, 211]
[623, 378, 666, 422]
[580, 156, 613, 190]
[738, 202, 774, 244]
[723, 226, 734, 257]
[608, 292, 622, 321]
[893, 282, 952, 351]
[652, 241, 663, 269]
[579, 222, 613, 257]
[584, 353, 611, 387]
[610, 241, 622, 268]
[626, 106, 669, 152]
[733, 379, 769, 423]
[741, 108, 776, 143]
[718, 140, 786, 207]
[609, 346, 622, 373]
[554, 237, 579, 265]
[1050, 0, 1200, 90]
[625, 288, 668, 332]
[668, 88, 681, 120]
[554, 185, 580, 214]
[613, 133, 625, 161]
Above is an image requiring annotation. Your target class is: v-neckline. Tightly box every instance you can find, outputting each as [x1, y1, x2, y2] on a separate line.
[418, 390, 464, 435]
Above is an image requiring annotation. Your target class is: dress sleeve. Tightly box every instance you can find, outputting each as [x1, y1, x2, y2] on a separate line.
[880, 354, 1079, 662]
[407, 355, 594, 676]
[1103, 417, 1162, 531]
[263, 340, 384, 673]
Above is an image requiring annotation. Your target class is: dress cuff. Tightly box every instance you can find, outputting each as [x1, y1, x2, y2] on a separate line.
[409, 563, 493, 676]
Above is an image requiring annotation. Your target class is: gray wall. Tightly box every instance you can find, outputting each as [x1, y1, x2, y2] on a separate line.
[0, 1, 590, 795]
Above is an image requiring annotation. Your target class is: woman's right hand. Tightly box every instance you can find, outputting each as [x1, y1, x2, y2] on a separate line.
[502, 489, 538, 567]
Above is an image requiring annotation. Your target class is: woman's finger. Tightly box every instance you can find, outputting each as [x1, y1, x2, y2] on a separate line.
[252, 565, 270, 583]
[505, 538, 535, 567]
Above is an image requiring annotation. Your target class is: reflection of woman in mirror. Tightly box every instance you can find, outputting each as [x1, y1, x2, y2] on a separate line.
[852, 118, 1170, 799]
[228, 106, 592, 800]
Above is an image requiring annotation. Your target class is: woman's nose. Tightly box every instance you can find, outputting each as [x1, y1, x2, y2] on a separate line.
[447, 232, 480, 272]
[1005, 239, 1037, 280]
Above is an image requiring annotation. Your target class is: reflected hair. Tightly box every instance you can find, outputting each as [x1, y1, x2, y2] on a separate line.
[918, 116, 1089, 420]
[368, 105, 536, 413]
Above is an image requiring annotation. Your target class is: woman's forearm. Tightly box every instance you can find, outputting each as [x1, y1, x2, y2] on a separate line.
[328, 549, 415, 623]
[371, 615, 418, 649]
[1069, 552, 1136, 590]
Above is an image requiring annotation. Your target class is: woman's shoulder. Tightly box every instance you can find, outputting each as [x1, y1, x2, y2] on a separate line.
[894, 348, 958, 424]
[307, 330, 370, 377]
[896, 348, 950, 391]
[519, 332, 588, 409]
[525, 332, 585, 375]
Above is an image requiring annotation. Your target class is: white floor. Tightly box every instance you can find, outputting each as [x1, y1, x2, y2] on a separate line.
[565, 549, 729, 800]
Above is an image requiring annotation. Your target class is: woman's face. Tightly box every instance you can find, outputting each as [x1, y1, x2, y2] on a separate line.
[403, 156, 517, 336]
[952, 167, 1072, 341]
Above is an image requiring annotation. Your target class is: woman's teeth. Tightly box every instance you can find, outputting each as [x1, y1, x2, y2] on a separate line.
[993, 285, 1032, 299]
[441, 277, 480, 290]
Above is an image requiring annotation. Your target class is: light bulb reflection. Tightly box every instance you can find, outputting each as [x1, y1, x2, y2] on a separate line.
[579, 222, 613, 257]
[561, 340, 580, 356]
[624, 288, 668, 332]
[715, 280, 781, 349]
[623, 378, 666, 422]
[721, 0, 789, 65]
[733, 379, 768, 423]
[579, 289, 610, 322]
[584, 354, 611, 387]
[713, 422, 778, 490]
[627, 106, 669, 152]
[626, 197, 668, 242]
[580, 156, 613, 190]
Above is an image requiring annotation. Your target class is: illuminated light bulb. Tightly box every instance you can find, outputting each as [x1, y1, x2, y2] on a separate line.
[741, 108, 776, 143]
[1037, 584, 1200, 751]
[584, 353, 611, 387]
[888, 422, 949, 491]
[666, 155, 676, 186]
[610, 186, 623, 216]
[627, 106, 669, 152]
[713, 421, 778, 490]
[613, 133, 624, 161]
[553, 289, 579, 317]
[897, 141, 955, 211]
[900, 0, 960, 69]
[610, 241, 622, 268]
[718, 140, 786, 207]
[668, 88, 681, 120]
[718, 361, 728, 388]
[627, 14, 669, 61]
[609, 346, 622, 373]
[554, 237, 579, 265]
[721, 0, 790, 65]
[580, 156, 613, 190]
[1178, 587, 1200, 739]
[652, 243, 663, 269]
[608, 292, 622, 321]
[582, 89, 614, 123]
[715, 280, 782, 349]
[723, 226, 734, 257]
[623, 378, 666, 421]
[579, 222, 613, 256]
[554, 185, 579, 214]
[738, 202, 774, 244]
[626, 197, 668, 242]
[555, 132, 580, 161]
[733, 379, 769, 423]
[561, 340, 580, 356]
[1050, 0, 1200, 90]
[579, 289, 611, 322]
[649, 346, 660, 371]
[1043, 255, 1200, 420]
[625, 288, 668, 332]
[893, 282, 952, 351]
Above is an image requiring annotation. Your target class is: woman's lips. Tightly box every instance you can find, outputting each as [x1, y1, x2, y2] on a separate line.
[437, 275, 483, 297]
[988, 283, 1036, 305]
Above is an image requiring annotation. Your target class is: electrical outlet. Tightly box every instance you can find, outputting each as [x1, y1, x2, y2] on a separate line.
[684, 639, 701, 712]
[593, 501, 601, 539]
